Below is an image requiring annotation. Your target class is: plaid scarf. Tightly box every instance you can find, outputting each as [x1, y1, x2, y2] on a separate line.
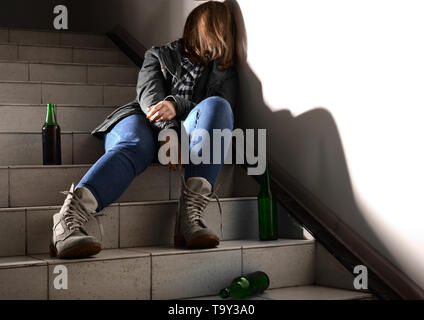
[172, 54, 205, 100]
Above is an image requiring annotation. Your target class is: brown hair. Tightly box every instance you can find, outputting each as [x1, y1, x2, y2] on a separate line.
[182, 1, 239, 70]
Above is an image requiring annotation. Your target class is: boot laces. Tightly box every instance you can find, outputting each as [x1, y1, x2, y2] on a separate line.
[183, 179, 223, 228]
[60, 189, 105, 239]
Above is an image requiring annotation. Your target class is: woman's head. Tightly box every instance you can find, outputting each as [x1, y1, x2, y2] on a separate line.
[183, 1, 239, 70]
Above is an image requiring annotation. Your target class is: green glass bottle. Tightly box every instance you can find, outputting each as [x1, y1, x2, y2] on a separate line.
[42, 103, 61, 165]
[219, 271, 270, 300]
[258, 164, 278, 240]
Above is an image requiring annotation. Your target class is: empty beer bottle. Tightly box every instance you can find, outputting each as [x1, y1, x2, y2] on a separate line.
[258, 164, 278, 240]
[219, 271, 270, 299]
[42, 103, 61, 165]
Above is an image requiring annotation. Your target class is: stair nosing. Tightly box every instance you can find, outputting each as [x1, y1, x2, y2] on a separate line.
[28, 249, 151, 266]
[0, 131, 93, 134]
[13, 239, 316, 265]
[0, 256, 47, 269]
[0, 41, 119, 52]
[1, 163, 161, 169]
[3, 27, 118, 50]
[125, 239, 316, 257]
[188, 285, 374, 301]
[0, 79, 135, 87]
[0, 59, 138, 69]
[0, 103, 117, 108]
[3, 26, 109, 37]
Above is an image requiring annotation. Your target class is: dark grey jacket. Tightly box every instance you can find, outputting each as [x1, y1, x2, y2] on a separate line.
[91, 38, 239, 138]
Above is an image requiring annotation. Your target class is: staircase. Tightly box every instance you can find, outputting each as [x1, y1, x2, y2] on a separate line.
[0, 27, 373, 300]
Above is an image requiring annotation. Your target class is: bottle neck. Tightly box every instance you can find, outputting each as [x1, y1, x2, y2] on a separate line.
[219, 288, 230, 299]
[219, 282, 243, 299]
[45, 104, 57, 126]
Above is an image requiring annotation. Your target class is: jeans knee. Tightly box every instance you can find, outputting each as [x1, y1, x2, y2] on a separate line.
[204, 96, 232, 112]
[202, 96, 233, 126]
[113, 139, 154, 175]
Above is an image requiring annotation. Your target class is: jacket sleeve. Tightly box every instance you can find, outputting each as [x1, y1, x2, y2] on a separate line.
[163, 95, 196, 118]
[164, 68, 239, 118]
[136, 47, 179, 132]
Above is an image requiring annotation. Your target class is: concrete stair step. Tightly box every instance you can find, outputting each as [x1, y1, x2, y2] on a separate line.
[0, 164, 236, 208]
[188, 285, 374, 300]
[0, 197, 259, 257]
[0, 104, 116, 133]
[0, 239, 316, 300]
[0, 28, 115, 49]
[0, 80, 135, 105]
[0, 60, 138, 85]
[0, 42, 133, 65]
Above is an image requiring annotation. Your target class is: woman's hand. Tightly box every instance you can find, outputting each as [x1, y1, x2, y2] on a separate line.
[146, 100, 177, 122]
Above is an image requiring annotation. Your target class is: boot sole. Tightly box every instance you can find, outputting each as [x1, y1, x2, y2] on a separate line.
[174, 234, 219, 249]
[50, 242, 102, 259]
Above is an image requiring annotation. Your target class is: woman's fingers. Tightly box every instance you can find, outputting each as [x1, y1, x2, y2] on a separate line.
[147, 101, 177, 122]
[149, 107, 168, 122]
[148, 104, 174, 122]
[148, 111, 162, 122]
[147, 102, 163, 119]
[150, 109, 173, 122]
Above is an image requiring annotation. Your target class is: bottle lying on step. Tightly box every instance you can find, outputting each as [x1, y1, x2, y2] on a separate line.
[219, 271, 270, 299]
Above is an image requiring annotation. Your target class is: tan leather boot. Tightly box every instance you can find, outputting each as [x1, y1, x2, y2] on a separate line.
[174, 177, 221, 249]
[50, 183, 103, 259]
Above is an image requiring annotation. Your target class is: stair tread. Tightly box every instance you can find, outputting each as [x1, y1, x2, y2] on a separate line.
[126, 239, 314, 256]
[188, 285, 373, 300]
[1, 28, 115, 49]
[0, 42, 134, 66]
[1, 239, 314, 266]
[0, 196, 257, 212]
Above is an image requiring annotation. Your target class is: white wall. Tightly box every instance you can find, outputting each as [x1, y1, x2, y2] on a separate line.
[235, 0, 424, 289]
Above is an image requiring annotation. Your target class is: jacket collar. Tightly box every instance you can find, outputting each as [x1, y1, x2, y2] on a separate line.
[158, 39, 183, 79]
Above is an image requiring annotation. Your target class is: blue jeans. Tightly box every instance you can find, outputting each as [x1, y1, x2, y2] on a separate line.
[77, 96, 234, 211]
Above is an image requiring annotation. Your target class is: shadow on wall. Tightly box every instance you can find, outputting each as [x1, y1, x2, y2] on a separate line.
[0, 0, 187, 48]
[225, 0, 399, 271]
[67, 0, 184, 45]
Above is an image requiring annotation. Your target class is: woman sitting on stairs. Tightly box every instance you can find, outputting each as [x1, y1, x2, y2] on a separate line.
[50, 1, 242, 259]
